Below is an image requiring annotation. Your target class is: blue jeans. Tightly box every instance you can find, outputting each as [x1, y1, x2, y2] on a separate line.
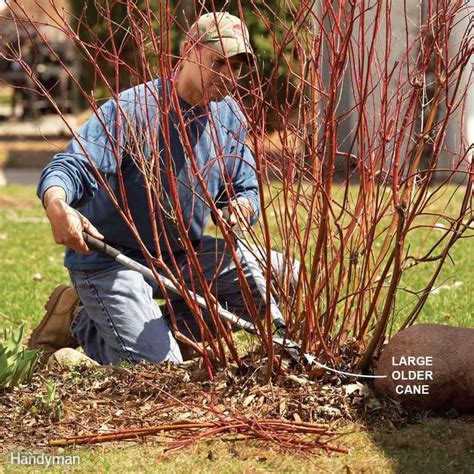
[69, 236, 300, 365]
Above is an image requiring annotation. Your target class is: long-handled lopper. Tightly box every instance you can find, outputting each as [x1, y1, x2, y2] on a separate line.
[81, 231, 386, 379]
[231, 228, 299, 360]
[216, 207, 289, 339]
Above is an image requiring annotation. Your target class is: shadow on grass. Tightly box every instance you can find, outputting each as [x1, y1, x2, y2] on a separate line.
[368, 414, 474, 473]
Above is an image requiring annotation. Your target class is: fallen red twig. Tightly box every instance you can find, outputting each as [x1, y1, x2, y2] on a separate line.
[49, 417, 348, 454]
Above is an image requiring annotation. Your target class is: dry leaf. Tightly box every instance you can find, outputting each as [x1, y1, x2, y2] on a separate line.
[243, 394, 256, 407]
[343, 382, 370, 397]
[286, 375, 308, 386]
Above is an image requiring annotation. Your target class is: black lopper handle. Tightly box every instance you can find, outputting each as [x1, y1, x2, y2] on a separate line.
[82, 232, 121, 260]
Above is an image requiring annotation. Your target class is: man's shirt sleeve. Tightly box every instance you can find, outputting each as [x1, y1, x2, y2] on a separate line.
[37, 99, 130, 208]
[215, 105, 260, 226]
[233, 123, 260, 226]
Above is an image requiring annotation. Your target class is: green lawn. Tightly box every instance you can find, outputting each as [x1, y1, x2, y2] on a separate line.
[1, 184, 471, 332]
[0, 184, 473, 473]
[0, 185, 69, 328]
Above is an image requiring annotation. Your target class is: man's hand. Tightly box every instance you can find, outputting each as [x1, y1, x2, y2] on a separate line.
[217, 197, 255, 230]
[44, 186, 104, 254]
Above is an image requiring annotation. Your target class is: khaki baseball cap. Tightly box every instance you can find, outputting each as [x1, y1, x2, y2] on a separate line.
[189, 12, 255, 65]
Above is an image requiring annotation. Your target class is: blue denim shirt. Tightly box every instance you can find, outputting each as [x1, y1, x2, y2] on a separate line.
[37, 78, 259, 270]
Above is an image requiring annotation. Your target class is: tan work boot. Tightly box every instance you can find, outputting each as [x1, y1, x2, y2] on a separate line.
[28, 285, 80, 364]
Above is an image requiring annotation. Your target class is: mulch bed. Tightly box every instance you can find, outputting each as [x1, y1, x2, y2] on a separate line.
[0, 354, 412, 456]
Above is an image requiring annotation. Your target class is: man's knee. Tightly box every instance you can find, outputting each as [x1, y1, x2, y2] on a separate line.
[69, 267, 182, 365]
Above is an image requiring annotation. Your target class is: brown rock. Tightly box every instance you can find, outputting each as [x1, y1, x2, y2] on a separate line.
[374, 324, 474, 413]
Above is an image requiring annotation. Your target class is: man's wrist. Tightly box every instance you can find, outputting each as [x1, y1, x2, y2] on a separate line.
[43, 186, 67, 210]
[45, 197, 67, 212]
